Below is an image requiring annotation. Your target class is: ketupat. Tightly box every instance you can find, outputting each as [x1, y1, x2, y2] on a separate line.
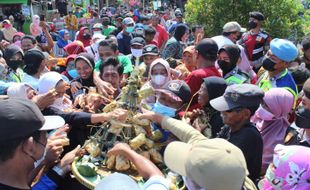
[115, 155, 130, 171]
[129, 133, 147, 150]
[149, 148, 163, 164]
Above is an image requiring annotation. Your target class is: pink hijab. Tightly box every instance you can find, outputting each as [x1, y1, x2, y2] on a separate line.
[263, 144, 310, 190]
[251, 88, 294, 171]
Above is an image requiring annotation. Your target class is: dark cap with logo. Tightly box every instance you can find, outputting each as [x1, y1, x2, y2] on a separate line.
[249, 11, 265, 21]
[157, 80, 192, 103]
[0, 98, 64, 141]
[195, 38, 218, 59]
[142, 44, 159, 56]
[130, 37, 146, 46]
[210, 84, 264, 111]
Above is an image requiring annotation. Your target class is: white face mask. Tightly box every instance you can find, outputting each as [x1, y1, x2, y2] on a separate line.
[151, 74, 167, 86]
[131, 48, 143, 57]
[34, 146, 47, 168]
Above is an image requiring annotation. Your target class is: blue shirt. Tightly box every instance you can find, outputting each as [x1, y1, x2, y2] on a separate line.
[117, 31, 132, 55]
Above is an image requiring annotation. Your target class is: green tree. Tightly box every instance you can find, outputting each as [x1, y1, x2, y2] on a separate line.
[185, 0, 309, 42]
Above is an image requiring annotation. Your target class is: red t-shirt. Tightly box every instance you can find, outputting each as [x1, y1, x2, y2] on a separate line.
[185, 66, 222, 111]
[152, 24, 169, 49]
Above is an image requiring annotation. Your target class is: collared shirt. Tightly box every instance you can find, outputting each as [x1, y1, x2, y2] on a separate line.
[224, 67, 250, 85]
[257, 69, 298, 99]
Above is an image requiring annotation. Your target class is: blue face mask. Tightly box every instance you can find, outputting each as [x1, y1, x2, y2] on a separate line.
[152, 101, 177, 117]
[125, 26, 134, 33]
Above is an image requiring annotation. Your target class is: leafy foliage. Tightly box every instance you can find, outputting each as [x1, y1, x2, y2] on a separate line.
[185, 0, 309, 42]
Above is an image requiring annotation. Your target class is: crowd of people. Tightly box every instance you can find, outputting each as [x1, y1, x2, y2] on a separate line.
[0, 3, 309, 190]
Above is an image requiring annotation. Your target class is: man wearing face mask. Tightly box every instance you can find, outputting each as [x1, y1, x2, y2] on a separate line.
[101, 14, 116, 36]
[218, 44, 250, 85]
[0, 99, 73, 190]
[239, 12, 271, 71]
[117, 17, 135, 55]
[257, 38, 299, 100]
[127, 37, 145, 65]
[151, 80, 192, 142]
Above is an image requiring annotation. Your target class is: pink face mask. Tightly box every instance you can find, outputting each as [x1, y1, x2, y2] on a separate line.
[4, 24, 11, 29]
[255, 105, 275, 121]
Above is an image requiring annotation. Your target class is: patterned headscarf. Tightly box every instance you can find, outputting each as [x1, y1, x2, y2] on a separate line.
[264, 144, 310, 190]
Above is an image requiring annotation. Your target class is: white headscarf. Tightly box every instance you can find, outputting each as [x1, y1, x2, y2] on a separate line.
[38, 71, 63, 94]
[7, 83, 32, 99]
[38, 71, 72, 111]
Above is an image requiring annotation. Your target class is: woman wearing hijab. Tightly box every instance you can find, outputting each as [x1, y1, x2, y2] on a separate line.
[175, 45, 196, 79]
[1, 20, 17, 42]
[251, 88, 295, 173]
[64, 41, 86, 55]
[70, 52, 96, 99]
[76, 27, 92, 47]
[12, 32, 25, 47]
[141, 58, 172, 107]
[53, 29, 71, 58]
[161, 24, 189, 59]
[38, 71, 72, 111]
[3, 44, 24, 83]
[262, 144, 310, 190]
[217, 44, 250, 85]
[188, 76, 227, 138]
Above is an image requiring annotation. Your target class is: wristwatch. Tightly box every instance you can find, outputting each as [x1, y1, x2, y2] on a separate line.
[52, 165, 66, 177]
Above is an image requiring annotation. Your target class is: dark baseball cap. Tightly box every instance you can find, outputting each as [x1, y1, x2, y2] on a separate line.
[24, 49, 48, 70]
[130, 37, 145, 46]
[0, 98, 65, 141]
[157, 80, 191, 103]
[249, 11, 265, 21]
[142, 44, 159, 56]
[195, 38, 218, 59]
[210, 84, 264, 112]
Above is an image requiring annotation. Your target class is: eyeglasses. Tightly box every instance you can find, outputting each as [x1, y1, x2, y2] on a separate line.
[225, 107, 244, 113]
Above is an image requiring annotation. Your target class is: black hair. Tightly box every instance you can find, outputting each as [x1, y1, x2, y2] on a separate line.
[0, 130, 42, 163]
[98, 39, 118, 52]
[21, 35, 36, 44]
[166, 57, 179, 69]
[191, 25, 203, 33]
[199, 53, 218, 62]
[99, 56, 124, 76]
[289, 66, 310, 85]
[247, 106, 259, 117]
[144, 26, 156, 35]
[301, 36, 310, 51]
[174, 24, 189, 41]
